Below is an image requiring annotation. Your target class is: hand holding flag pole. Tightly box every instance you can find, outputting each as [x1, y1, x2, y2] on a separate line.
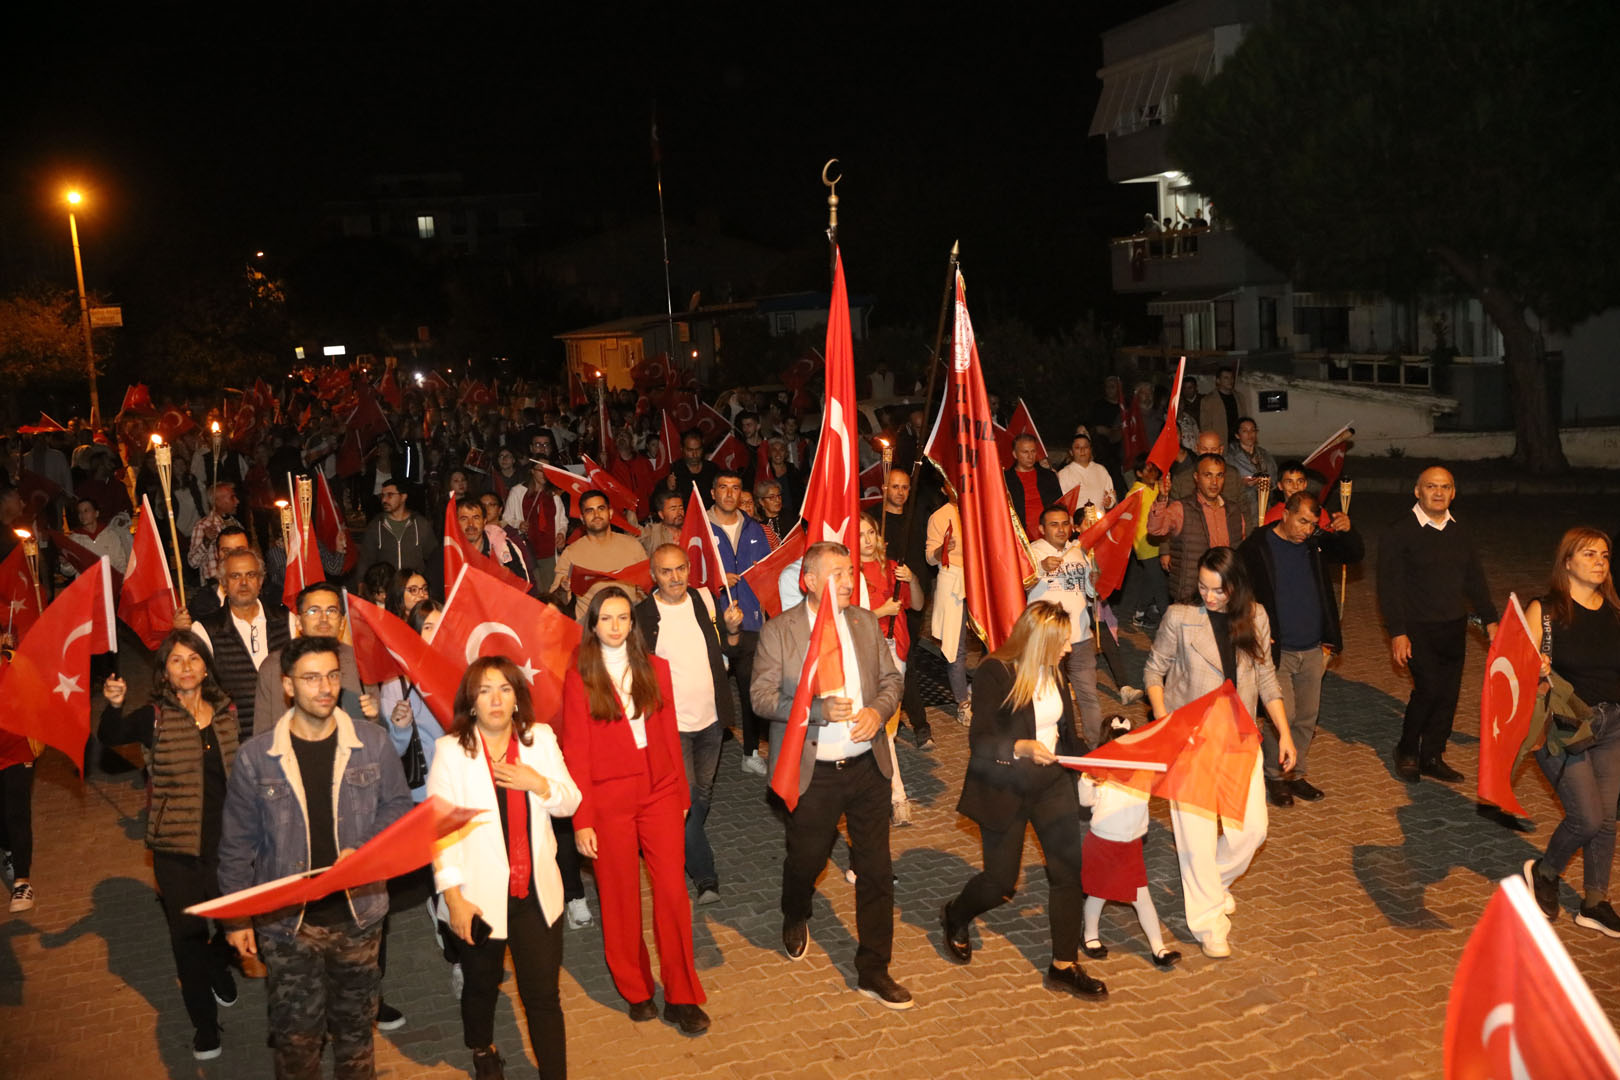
[150, 435, 186, 608]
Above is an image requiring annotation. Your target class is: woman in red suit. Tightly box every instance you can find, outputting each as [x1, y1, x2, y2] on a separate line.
[561, 586, 710, 1034]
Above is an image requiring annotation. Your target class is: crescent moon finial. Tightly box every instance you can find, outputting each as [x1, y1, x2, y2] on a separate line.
[822, 158, 841, 189]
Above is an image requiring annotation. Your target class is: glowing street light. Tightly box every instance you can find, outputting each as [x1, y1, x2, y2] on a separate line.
[64, 189, 100, 427]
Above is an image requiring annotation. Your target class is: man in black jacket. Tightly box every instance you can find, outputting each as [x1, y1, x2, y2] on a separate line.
[1376, 467, 1498, 784]
[1240, 491, 1365, 807]
[635, 543, 742, 904]
[1003, 434, 1060, 536]
[190, 549, 292, 739]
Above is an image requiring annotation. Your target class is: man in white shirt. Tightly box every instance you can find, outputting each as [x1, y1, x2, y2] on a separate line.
[635, 544, 742, 905]
[1056, 434, 1115, 513]
[1026, 505, 1104, 747]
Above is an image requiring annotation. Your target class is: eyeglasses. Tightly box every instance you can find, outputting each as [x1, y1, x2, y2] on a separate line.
[293, 672, 342, 688]
[404, 584, 429, 597]
[301, 606, 344, 619]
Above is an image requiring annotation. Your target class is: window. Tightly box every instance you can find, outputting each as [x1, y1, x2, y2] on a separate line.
[1215, 300, 1235, 350]
[773, 312, 796, 335]
[416, 215, 435, 240]
[1258, 297, 1278, 350]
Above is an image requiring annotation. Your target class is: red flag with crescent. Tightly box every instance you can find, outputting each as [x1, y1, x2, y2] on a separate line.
[568, 560, 653, 595]
[0, 558, 116, 773]
[1478, 593, 1539, 817]
[707, 433, 752, 474]
[676, 485, 727, 593]
[1301, 421, 1356, 496]
[538, 462, 640, 536]
[769, 578, 845, 812]
[443, 497, 531, 595]
[118, 495, 177, 650]
[0, 543, 46, 645]
[346, 591, 463, 728]
[1145, 356, 1186, 480]
[1077, 485, 1151, 599]
[740, 524, 806, 618]
[1444, 876, 1620, 1078]
[435, 564, 582, 727]
[799, 248, 863, 572]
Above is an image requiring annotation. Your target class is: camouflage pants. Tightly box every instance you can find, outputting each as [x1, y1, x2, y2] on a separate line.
[261, 920, 382, 1080]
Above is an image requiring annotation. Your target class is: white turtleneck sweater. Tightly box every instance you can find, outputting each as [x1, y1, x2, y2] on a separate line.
[602, 643, 648, 748]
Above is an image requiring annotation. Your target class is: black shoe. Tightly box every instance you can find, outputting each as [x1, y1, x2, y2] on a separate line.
[782, 918, 808, 961]
[1081, 939, 1108, 960]
[1575, 902, 1620, 939]
[1523, 859, 1559, 921]
[1044, 963, 1107, 998]
[473, 1046, 507, 1079]
[376, 1000, 406, 1031]
[917, 728, 936, 751]
[663, 1001, 712, 1034]
[940, 905, 971, 964]
[856, 970, 915, 1010]
[1420, 758, 1464, 783]
[627, 998, 658, 1022]
[192, 1026, 222, 1062]
[211, 967, 238, 1008]
[1394, 755, 1422, 783]
[1151, 948, 1183, 970]
[1288, 778, 1325, 802]
[1265, 778, 1294, 807]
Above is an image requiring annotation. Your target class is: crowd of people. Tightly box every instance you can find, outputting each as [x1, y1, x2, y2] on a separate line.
[1, 362, 1617, 1079]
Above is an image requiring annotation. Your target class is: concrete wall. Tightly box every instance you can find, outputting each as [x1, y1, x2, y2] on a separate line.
[1546, 309, 1620, 424]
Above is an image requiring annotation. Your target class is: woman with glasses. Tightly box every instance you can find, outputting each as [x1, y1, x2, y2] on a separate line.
[387, 567, 433, 621]
[99, 631, 243, 1061]
[1143, 546, 1293, 960]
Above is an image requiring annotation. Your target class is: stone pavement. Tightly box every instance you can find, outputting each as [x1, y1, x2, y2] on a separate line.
[3, 492, 1617, 1079]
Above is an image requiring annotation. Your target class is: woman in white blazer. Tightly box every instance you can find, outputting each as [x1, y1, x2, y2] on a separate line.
[427, 655, 581, 1080]
[1142, 546, 1294, 961]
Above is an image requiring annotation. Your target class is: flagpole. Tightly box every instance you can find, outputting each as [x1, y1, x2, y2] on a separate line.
[822, 159, 840, 284]
[894, 240, 960, 575]
[1339, 478, 1353, 611]
[652, 107, 679, 379]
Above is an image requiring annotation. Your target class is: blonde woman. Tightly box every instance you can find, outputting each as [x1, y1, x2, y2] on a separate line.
[939, 601, 1107, 999]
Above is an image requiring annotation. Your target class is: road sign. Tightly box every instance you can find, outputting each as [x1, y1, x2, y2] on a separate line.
[89, 305, 123, 327]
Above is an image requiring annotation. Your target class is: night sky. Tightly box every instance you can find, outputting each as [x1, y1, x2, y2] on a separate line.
[4, 6, 1163, 337]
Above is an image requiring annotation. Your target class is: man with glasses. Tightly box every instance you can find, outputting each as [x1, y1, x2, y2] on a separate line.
[552, 490, 647, 620]
[359, 479, 439, 595]
[192, 550, 293, 739]
[253, 584, 378, 728]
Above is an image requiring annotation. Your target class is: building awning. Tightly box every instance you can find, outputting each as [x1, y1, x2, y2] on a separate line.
[1088, 37, 1218, 138]
[1147, 289, 1236, 317]
[1291, 291, 1383, 309]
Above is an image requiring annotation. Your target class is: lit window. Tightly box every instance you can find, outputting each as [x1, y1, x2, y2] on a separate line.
[417, 215, 435, 239]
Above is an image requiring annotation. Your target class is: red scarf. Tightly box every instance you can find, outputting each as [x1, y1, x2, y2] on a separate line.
[481, 732, 531, 899]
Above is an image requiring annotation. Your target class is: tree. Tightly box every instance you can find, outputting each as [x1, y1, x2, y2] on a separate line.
[0, 291, 89, 383]
[1169, 0, 1620, 472]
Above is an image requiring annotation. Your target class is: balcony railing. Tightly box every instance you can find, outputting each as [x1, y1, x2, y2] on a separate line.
[1302, 352, 1433, 389]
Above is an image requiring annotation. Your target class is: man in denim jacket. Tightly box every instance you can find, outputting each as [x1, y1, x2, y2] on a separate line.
[218, 636, 413, 1078]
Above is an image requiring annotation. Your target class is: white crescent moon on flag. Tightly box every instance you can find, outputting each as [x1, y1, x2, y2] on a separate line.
[1487, 657, 1520, 737]
[465, 621, 522, 662]
[1480, 1004, 1530, 1080]
[62, 620, 93, 657]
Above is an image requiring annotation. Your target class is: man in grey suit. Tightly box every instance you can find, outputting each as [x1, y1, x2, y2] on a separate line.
[751, 541, 911, 1009]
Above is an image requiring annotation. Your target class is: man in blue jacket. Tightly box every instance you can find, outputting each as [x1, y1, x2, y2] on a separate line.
[709, 469, 775, 775]
[218, 636, 413, 1078]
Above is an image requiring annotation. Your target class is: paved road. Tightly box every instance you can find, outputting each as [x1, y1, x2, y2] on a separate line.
[3, 493, 1616, 1079]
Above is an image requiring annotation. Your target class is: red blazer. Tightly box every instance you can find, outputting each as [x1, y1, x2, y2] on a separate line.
[559, 657, 689, 830]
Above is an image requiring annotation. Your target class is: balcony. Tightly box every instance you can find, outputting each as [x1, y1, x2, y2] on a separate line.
[1110, 226, 1286, 293]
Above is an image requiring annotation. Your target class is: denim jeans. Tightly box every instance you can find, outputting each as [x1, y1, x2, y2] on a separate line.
[679, 722, 723, 889]
[1536, 702, 1620, 902]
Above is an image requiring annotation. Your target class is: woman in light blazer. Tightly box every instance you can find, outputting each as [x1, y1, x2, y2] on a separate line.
[428, 655, 581, 1080]
[1142, 546, 1295, 960]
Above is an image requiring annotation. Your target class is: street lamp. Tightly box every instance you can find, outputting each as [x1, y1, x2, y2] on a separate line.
[64, 189, 101, 429]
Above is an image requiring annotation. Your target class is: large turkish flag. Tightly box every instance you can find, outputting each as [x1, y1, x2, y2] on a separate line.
[435, 564, 582, 727]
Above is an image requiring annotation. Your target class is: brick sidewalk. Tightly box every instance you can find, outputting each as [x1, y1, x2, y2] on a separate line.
[3, 493, 1616, 1079]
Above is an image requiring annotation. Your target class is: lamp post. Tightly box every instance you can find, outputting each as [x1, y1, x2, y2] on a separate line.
[65, 190, 101, 430]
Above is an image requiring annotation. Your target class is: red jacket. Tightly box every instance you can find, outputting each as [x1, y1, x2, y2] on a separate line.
[559, 657, 688, 830]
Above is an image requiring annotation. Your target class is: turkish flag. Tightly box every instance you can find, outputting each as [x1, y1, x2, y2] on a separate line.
[800, 248, 863, 566]
[647, 409, 681, 481]
[119, 384, 157, 416]
[419, 369, 450, 395]
[579, 454, 643, 523]
[16, 469, 62, 522]
[346, 591, 463, 728]
[1066, 681, 1262, 826]
[692, 401, 730, 446]
[0, 543, 45, 644]
[779, 354, 818, 391]
[1302, 422, 1356, 496]
[857, 456, 885, 510]
[118, 495, 177, 650]
[1444, 876, 1620, 1078]
[157, 406, 197, 441]
[1145, 356, 1186, 480]
[1003, 398, 1047, 463]
[0, 558, 117, 773]
[538, 462, 640, 536]
[346, 385, 391, 445]
[442, 498, 530, 596]
[313, 471, 356, 574]
[435, 564, 582, 727]
[46, 527, 115, 591]
[707, 433, 752, 474]
[281, 476, 325, 613]
[1478, 594, 1540, 818]
[185, 796, 479, 921]
[569, 560, 653, 595]
[741, 524, 806, 618]
[931, 271, 1034, 651]
[315, 367, 353, 402]
[769, 580, 845, 812]
[1077, 486, 1151, 599]
[630, 353, 673, 390]
[333, 428, 367, 478]
[17, 412, 69, 434]
[378, 369, 403, 409]
[677, 485, 726, 593]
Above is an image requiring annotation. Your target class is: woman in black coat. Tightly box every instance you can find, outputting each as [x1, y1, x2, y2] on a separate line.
[939, 600, 1106, 999]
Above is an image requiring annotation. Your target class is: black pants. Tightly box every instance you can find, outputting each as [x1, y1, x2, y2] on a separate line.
[459, 892, 566, 1080]
[1398, 618, 1468, 763]
[733, 630, 763, 755]
[552, 817, 585, 902]
[898, 609, 931, 740]
[151, 851, 235, 1034]
[946, 770, 1086, 964]
[781, 752, 893, 977]
[0, 763, 34, 878]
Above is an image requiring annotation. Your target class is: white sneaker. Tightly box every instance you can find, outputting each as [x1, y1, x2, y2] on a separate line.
[1119, 685, 1144, 705]
[891, 800, 912, 827]
[8, 882, 34, 913]
[740, 754, 768, 776]
[955, 701, 973, 727]
[1223, 893, 1236, 916]
[1200, 935, 1231, 959]
[565, 898, 592, 929]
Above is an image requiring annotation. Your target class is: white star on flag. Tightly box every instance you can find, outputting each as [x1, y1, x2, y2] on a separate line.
[517, 658, 540, 683]
[54, 673, 83, 701]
